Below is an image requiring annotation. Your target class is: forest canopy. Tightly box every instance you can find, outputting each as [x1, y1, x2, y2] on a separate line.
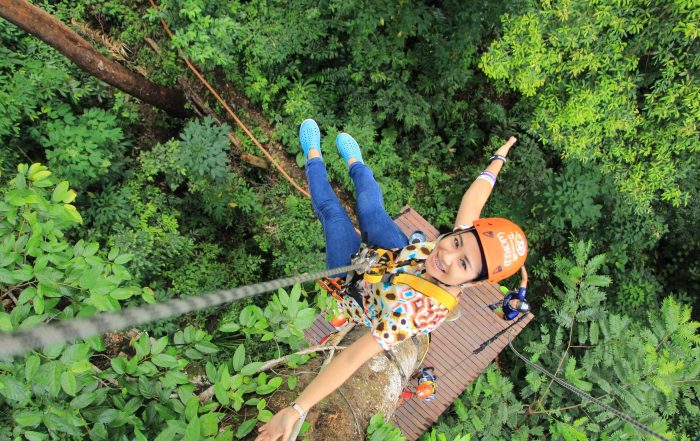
[0, 0, 698, 440]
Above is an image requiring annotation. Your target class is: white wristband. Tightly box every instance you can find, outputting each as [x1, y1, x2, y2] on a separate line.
[290, 402, 306, 420]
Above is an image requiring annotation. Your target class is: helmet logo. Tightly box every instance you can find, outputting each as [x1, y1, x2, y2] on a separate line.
[514, 232, 526, 257]
[497, 231, 523, 267]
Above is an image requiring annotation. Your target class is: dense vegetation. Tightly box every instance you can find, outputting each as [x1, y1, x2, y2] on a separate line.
[0, 0, 698, 440]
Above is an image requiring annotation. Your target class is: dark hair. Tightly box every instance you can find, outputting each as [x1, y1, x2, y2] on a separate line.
[471, 230, 489, 282]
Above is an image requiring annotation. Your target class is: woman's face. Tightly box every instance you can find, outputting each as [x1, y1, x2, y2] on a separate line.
[425, 231, 484, 286]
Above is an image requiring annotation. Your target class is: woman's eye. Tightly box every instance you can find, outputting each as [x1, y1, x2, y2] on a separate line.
[453, 238, 459, 247]
[461, 260, 467, 271]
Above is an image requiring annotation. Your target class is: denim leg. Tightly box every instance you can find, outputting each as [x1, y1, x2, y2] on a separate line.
[349, 163, 408, 250]
[306, 158, 360, 277]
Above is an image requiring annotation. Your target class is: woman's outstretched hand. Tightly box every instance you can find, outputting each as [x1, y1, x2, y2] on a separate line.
[254, 407, 301, 441]
[495, 136, 518, 157]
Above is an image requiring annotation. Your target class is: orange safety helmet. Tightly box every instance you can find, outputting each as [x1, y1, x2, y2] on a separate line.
[472, 218, 528, 283]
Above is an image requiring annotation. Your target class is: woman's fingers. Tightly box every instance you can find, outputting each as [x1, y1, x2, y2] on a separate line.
[504, 136, 517, 149]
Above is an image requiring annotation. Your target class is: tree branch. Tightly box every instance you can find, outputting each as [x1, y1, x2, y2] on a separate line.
[0, 0, 189, 117]
[198, 344, 347, 402]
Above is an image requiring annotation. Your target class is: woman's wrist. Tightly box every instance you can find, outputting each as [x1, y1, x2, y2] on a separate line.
[289, 402, 307, 420]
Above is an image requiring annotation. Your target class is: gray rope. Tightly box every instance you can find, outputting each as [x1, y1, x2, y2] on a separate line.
[507, 333, 670, 441]
[0, 264, 362, 359]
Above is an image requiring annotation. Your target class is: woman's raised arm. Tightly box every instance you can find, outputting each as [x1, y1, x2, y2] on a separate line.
[454, 136, 517, 228]
[255, 331, 384, 441]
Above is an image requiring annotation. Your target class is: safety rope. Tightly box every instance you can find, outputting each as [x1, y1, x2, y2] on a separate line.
[0, 263, 362, 359]
[507, 335, 671, 441]
[414, 313, 669, 441]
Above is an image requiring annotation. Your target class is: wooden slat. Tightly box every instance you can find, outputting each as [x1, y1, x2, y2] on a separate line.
[305, 207, 532, 440]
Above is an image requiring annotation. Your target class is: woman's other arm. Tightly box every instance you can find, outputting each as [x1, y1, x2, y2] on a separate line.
[454, 136, 517, 228]
[255, 331, 384, 441]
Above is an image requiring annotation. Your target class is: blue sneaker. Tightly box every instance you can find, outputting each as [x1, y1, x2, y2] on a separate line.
[299, 119, 321, 160]
[336, 133, 364, 165]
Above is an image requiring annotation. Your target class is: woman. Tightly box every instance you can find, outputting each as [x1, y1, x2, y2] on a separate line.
[255, 119, 528, 440]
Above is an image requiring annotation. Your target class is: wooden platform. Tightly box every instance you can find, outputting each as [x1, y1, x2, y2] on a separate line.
[304, 207, 533, 440]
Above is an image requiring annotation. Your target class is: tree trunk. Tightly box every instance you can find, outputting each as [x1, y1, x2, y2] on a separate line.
[0, 0, 189, 117]
[248, 326, 429, 440]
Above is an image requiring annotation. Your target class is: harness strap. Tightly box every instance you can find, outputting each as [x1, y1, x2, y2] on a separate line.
[392, 273, 458, 311]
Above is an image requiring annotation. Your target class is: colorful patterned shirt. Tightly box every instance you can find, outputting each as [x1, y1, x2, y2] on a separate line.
[338, 241, 451, 351]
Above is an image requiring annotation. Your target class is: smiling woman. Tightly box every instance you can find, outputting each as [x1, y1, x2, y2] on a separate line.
[255, 119, 528, 441]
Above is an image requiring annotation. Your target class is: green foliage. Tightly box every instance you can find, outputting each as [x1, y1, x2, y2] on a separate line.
[2, 1, 699, 439]
[218, 284, 318, 354]
[256, 193, 325, 277]
[480, 0, 700, 209]
[425, 365, 529, 441]
[366, 413, 406, 441]
[0, 164, 144, 316]
[0, 166, 315, 439]
[38, 107, 127, 190]
[522, 241, 698, 440]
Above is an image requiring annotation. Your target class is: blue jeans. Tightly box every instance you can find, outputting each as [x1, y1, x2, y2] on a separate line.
[306, 158, 408, 276]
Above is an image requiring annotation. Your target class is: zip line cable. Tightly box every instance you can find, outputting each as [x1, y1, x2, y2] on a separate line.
[0, 263, 362, 359]
[507, 332, 671, 441]
[413, 313, 669, 441]
[2, 6, 670, 439]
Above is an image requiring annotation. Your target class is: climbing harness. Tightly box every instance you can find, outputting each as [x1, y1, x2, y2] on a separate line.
[344, 243, 459, 311]
[0, 262, 367, 358]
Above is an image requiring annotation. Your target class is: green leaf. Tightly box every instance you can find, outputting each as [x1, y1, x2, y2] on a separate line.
[33, 294, 44, 315]
[152, 353, 178, 368]
[0, 312, 12, 332]
[96, 408, 120, 424]
[25, 355, 40, 381]
[114, 254, 134, 264]
[13, 410, 42, 427]
[194, 341, 219, 354]
[185, 415, 201, 441]
[109, 286, 139, 300]
[218, 322, 240, 333]
[60, 370, 77, 396]
[63, 204, 83, 224]
[200, 412, 220, 436]
[214, 429, 233, 441]
[257, 409, 273, 422]
[214, 382, 229, 405]
[241, 362, 263, 376]
[110, 357, 127, 375]
[235, 419, 257, 439]
[108, 246, 120, 261]
[152, 336, 168, 355]
[17, 286, 36, 305]
[52, 181, 70, 203]
[185, 397, 199, 422]
[232, 344, 245, 372]
[287, 376, 298, 390]
[70, 392, 96, 409]
[23, 431, 47, 441]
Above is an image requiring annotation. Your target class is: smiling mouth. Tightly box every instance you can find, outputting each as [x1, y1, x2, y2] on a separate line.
[433, 252, 445, 273]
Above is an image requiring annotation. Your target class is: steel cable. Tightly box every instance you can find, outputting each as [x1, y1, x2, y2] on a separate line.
[0, 263, 362, 358]
[507, 333, 671, 441]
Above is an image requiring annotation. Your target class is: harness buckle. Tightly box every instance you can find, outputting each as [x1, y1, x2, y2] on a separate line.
[350, 243, 380, 275]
